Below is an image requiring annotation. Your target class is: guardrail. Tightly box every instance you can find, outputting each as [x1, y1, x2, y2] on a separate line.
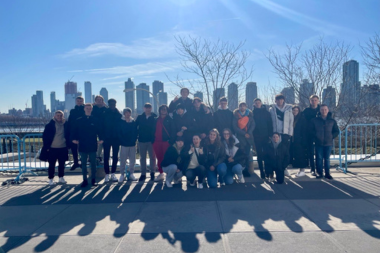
[0, 135, 22, 173]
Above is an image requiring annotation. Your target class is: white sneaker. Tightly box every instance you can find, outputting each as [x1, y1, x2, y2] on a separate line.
[111, 173, 118, 182]
[166, 179, 173, 188]
[48, 179, 56, 185]
[238, 175, 245, 183]
[118, 174, 125, 183]
[197, 183, 203, 189]
[284, 169, 291, 177]
[268, 175, 274, 183]
[58, 177, 67, 184]
[129, 174, 137, 181]
[296, 171, 306, 177]
[104, 174, 110, 183]
[154, 173, 165, 182]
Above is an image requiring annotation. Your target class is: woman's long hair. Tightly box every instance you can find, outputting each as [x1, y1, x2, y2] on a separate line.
[204, 128, 222, 147]
[222, 128, 236, 149]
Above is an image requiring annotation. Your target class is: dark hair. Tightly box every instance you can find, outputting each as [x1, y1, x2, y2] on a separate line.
[204, 128, 222, 147]
[76, 96, 84, 100]
[272, 132, 280, 137]
[253, 98, 262, 103]
[108, 98, 116, 103]
[292, 105, 301, 111]
[123, 107, 132, 114]
[275, 94, 285, 101]
[309, 94, 319, 100]
[176, 103, 185, 110]
[219, 96, 228, 103]
[144, 103, 152, 108]
[222, 128, 236, 149]
[180, 87, 190, 94]
[320, 104, 329, 108]
[159, 104, 168, 114]
[94, 95, 104, 102]
[239, 102, 247, 107]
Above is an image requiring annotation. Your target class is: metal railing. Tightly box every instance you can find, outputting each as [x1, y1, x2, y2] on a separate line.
[0, 135, 22, 173]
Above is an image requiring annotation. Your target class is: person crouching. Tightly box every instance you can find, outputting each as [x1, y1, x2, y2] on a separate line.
[264, 132, 289, 184]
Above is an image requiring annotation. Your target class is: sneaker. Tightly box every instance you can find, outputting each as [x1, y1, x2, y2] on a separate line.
[150, 172, 155, 181]
[197, 183, 203, 189]
[296, 171, 306, 177]
[139, 175, 146, 182]
[268, 175, 274, 183]
[91, 179, 98, 186]
[118, 174, 125, 183]
[48, 179, 56, 185]
[154, 173, 164, 182]
[81, 180, 88, 187]
[104, 174, 110, 183]
[58, 177, 67, 184]
[70, 163, 80, 171]
[238, 174, 245, 183]
[165, 179, 173, 188]
[325, 174, 333, 180]
[284, 169, 291, 177]
[111, 173, 118, 182]
[129, 174, 138, 181]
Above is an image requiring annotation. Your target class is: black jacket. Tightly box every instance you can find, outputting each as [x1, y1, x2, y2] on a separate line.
[91, 105, 107, 120]
[291, 113, 308, 168]
[303, 105, 321, 122]
[223, 141, 247, 169]
[72, 115, 103, 153]
[264, 141, 289, 170]
[173, 112, 195, 145]
[204, 142, 226, 168]
[213, 108, 234, 134]
[40, 119, 69, 161]
[155, 115, 176, 144]
[253, 107, 273, 139]
[136, 112, 157, 143]
[190, 106, 214, 136]
[181, 145, 207, 172]
[67, 105, 85, 146]
[310, 113, 339, 147]
[102, 108, 123, 141]
[161, 144, 188, 169]
[118, 119, 138, 147]
[169, 97, 193, 113]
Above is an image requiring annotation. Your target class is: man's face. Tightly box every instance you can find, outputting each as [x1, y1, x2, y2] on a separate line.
[144, 107, 152, 114]
[95, 97, 103, 105]
[239, 104, 247, 112]
[76, 98, 84, 106]
[176, 140, 184, 148]
[193, 100, 201, 108]
[84, 106, 92, 114]
[310, 97, 319, 107]
[320, 106, 329, 116]
[54, 113, 63, 122]
[254, 100, 262, 108]
[275, 99, 284, 107]
[220, 101, 228, 109]
[109, 101, 116, 110]
[181, 89, 189, 98]
[160, 107, 167, 116]
[177, 108, 184, 115]
[124, 111, 131, 118]
[272, 134, 280, 143]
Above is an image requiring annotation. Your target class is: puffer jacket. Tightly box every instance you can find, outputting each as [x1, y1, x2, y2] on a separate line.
[269, 104, 294, 136]
[310, 112, 339, 146]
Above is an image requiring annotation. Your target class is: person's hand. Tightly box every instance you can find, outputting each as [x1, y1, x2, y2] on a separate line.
[198, 147, 204, 155]
[173, 96, 179, 102]
[245, 133, 250, 138]
[210, 165, 215, 171]
[72, 140, 79, 144]
[190, 146, 195, 153]
[98, 140, 103, 144]
[200, 133, 206, 139]
[228, 157, 234, 163]
[181, 126, 187, 131]
[177, 131, 183, 136]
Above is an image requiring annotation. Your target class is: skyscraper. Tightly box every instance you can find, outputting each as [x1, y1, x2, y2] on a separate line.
[213, 88, 225, 111]
[136, 83, 150, 114]
[100, 88, 109, 105]
[158, 91, 168, 107]
[64, 81, 80, 114]
[194, 91, 203, 101]
[125, 78, 135, 111]
[152, 80, 164, 113]
[50, 91, 56, 112]
[31, 94, 37, 117]
[246, 82, 258, 110]
[84, 81, 92, 103]
[281, 87, 295, 104]
[228, 82, 238, 110]
[341, 60, 361, 108]
[299, 79, 314, 109]
[31, 90, 45, 117]
[322, 86, 337, 111]
[361, 84, 380, 110]
[65, 81, 77, 95]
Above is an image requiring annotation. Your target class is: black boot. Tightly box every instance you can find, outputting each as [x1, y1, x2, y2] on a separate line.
[81, 180, 88, 187]
[70, 163, 80, 171]
[91, 178, 98, 186]
[243, 168, 251, 177]
[139, 174, 146, 182]
[150, 172, 155, 181]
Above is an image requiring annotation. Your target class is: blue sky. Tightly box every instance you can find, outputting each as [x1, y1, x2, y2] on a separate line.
[0, 0, 379, 112]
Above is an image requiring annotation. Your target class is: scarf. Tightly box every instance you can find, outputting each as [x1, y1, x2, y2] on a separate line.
[237, 109, 250, 132]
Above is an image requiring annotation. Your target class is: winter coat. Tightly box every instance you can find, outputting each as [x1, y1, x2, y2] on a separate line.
[169, 97, 194, 113]
[252, 107, 273, 140]
[232, 109, 255, 146]
[269, 104, 294, 136]
[72, 115, 103, 153]
[204, 142, 226, 168]
[173, 112, 195, 145]
[264, 141, 289, 171]
[181, 145, 207, 172]
[223, 138, 246, 169]
[291, 113, 308, 168]
[102, 108, 123, 141]
[118, 118, 138, 147]
[213, 107, 234, 134]
[190, 106, 214, 136]
[161, 144, 188, 169]
[154, 115, 176, 144]
[303, 105, 321, 140]
[91, 105, 107, 120]
[310, 113, 339, 147]
[67, 105, 85, 147]
[40, 119, 69, 161]
[136, 112, 157, 143]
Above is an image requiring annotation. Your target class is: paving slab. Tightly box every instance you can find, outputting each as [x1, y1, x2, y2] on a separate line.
[293, 199, 380, 231]
[129, 201, 223, 233]
[0, 205, 69, 236]
[115, 232, 225, 253]
[33, 203, 142, 236]
[0, 236, 26, 253]
[327, 230, 380, 253]
[366, 198, 380, 207]
[218, 200, 320, 233]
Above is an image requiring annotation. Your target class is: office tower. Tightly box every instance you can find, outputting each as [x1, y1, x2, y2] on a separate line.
[246, 82, 258, 110]
[31, 90, 45, 117]
[228, 82, 238, 110]
[152, 80, 164, 113]
[31, 94, 37, 117]
[299, 79, 314, 109]
[213, 88, 225, 111]
[322, 86, 337, 111]
[341, 60, 361, 108]
[158, 91, 168, 107]
[125, 78, 135, 111]
[65, 81, 77, 95]
[281, 87, 295, 104]
[361, 84, 380, 110]
[194, 91, 203, 101]
[92, 95, 95, 103]
[50, 91, 56, 112]
[84, 81, 92, 103]
[100, 88, 109, 105]
[136, 83, 150, 114]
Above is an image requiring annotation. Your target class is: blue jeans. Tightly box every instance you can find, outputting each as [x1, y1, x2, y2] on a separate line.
[315, 145, 332, 176]
[225, 164, 244, 185]
[185, 166, 206, 184]
[80, 152, 97, 181]
[206, 163, 227, 188]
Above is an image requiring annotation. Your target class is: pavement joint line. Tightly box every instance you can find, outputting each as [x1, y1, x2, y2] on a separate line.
[215, 201, 232, 253]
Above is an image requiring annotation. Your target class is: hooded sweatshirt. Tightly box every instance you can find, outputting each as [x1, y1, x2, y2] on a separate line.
[51, 118, 66, 148]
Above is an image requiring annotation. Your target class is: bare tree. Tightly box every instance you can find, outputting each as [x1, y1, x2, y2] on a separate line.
[361, 33, 380, 85]
[169, 36, 254, 111]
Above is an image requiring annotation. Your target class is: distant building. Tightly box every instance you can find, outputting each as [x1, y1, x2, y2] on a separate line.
[152, 80, 164, 113]
[136, 83, 150, 114]
[361, 84, 380, 111]
[92, 95, 95, 103]
[84, 81, 92, 103]
[158, 91, 168, 107]
[50, 91, 56, 112]
[299, 79, 314, 109]
[194, 91, 203, 101]
[281, 87, 295, 104]
[213, 88, 225, 111]
[228, 82, 238, 110]
[65, 93, 82, 114]
[322, 86, 337, 111]
[31, 90, 46, 117]
[65, 81, 77, 95]
[246, 82, 258, 110]
[100, 88, 109, 105]
[340, 60, 361, 110]
[125, 78, 135, 111]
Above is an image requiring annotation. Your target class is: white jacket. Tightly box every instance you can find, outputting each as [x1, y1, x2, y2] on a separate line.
[269, 104, 294, 136]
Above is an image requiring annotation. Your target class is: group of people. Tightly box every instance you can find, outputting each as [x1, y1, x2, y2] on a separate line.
[41, 87, 340, 189]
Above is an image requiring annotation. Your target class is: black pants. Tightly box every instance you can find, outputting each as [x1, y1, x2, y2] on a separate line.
[254, 136, 267, 173]
[103, 139, 120, 174]
[266, 165, 285, 184]
[281, 134, 291, 167]
[308, 140, 316, 171]
[70, 143, 79, 165]
[185, 166, 206, 184]
[48, 148, 68, 179]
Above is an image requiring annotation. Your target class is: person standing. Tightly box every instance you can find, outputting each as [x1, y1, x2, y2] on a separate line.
[173, 103, 195, 147]
[303, 95, 320, 175]
[264, 133, 289, 184]
[310, 105, 339, 180]
[118, 108, 138, 182]
[213, 97, 234, 135]
[41, 110, 69, 185]
[92, 95, 107, 163]
[136, 103, 157, 182]
[67, 96, 85, 170]
[252, 98, 273, 179]
[190, 98, 214, 140]
[153, 104, 175, 182]
[72, 104, 104, 187]
[269, 94, 293, 176]
[102, 98, 122, 182]
[161, 137, 187, 188]
[291, 106, 309, 177]
[168, 87, 193, 114]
